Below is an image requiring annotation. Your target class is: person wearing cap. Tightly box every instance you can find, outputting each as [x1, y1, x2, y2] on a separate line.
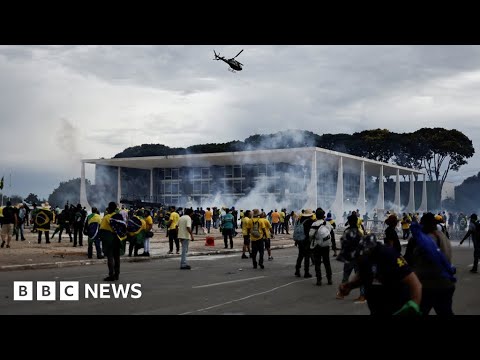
[460, 213, 480, 273]
[294, 209, 315, 278]
[35, 203, 53, 244]
[337, 233, 422, 315]
[384, 214, 401, 254]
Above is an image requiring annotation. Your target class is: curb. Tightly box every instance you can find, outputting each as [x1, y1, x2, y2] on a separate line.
[0, 244, 296, 272]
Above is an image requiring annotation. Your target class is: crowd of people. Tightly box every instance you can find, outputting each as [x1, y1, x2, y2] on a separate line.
[0, 199, 479, 315]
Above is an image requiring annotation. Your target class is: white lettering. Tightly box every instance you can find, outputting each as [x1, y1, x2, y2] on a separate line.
[111, 284, 130, 298]
[130, 284, 142, 299]
[84, 284, 98, 298]
[99, 284, 110, 298]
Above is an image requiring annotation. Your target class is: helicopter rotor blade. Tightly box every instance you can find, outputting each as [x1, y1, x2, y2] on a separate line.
[233, 49, 244, 59]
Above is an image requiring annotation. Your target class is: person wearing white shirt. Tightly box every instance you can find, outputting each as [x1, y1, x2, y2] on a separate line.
[178, 208, 194, 270]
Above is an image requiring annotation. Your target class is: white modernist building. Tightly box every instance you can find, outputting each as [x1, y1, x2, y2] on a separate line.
[81, 146, 426, 215]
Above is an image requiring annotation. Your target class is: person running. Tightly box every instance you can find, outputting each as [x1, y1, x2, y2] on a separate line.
[337, 233, 422, 315]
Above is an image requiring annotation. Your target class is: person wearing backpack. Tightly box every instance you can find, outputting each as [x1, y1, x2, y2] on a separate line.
[310, 208, 333, 286]
[294, 209, 315, 278]
[460, 213, 480, 273]
[250, 209, 266, 269]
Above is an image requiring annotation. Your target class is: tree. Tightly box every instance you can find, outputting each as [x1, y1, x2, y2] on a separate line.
[391, 133, 424, 180]
[412, 128, 475, 206]
[9, 195, 23, 205]
[48, 178, 86, 207]
[350, 129, 396, 163]
[24, 193, 41, 205]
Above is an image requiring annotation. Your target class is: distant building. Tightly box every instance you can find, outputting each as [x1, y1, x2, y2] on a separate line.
[81, 147, 427, 214]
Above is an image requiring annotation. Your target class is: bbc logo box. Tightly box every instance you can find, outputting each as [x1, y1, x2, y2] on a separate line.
[14, 281, 79, 301]
[13, 281, 142, 301]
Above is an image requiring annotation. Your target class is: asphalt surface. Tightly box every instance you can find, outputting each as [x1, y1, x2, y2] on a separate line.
[0, 242, 479, 315]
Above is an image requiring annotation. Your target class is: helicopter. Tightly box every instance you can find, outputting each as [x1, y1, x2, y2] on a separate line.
[213, 49, 244, 72]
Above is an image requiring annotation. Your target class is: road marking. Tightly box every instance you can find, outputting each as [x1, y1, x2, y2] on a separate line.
[178, 278, 312, 315]
[179, 270, 345, 315]
[192, 276, 266, 289]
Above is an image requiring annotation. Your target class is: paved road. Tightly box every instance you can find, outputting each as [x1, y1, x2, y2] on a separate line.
[0, 243, 479, 315]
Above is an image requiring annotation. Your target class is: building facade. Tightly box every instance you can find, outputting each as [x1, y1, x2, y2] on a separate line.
[81, 147, 427, 215]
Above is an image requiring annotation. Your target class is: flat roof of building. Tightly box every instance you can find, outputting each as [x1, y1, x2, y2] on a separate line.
[83, 147, 424, 177]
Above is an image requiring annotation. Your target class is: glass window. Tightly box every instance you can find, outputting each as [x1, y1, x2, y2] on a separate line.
[193, 181, 201, 194]
[225, 180, 233, 193]
[202, 168, 210, 179]
[172, 168, 179, 180]
[158, 169, 165, 180]
[172, 182, 179, 194]
[165, 182, 172, 194]
[164, 168, 172, 179]
[258, 164, 266, 176]
[158, 182, 164, 194]
[233, 165, 242, 178]
[225, 166, 233, 178]
[233, 180, 242, 194]
[164, 196, 171, 205]
[193, 167, 201, 180]
[201, 181, 209, 194]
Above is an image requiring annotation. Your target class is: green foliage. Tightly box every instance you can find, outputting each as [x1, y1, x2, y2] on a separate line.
[48, 178, 90, 207]
[24, 193, 41, 205]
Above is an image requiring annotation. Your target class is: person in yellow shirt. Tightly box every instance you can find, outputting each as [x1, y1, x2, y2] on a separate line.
[167, 205, 180, 254]
[279, 209, 286, 234]
[250, 209, 267, 269]
[260, 212, 274, 260]
[142, 209, 154, 257]
[241, 210, 252, 259]
[271, 209, 280, 235]
[401, 213, 412, 240]
[205, 207, 213, 234]
[100, 202, 123, 281]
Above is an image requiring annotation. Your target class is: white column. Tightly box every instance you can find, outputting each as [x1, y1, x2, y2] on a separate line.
[331, 156, 344, 218]
[394, 168, 401, 212]
[417, 173, 428, 213]
[305, 150, 318, 210]
[355, 161, 366, 215]
[117, 166, 121, 205]
[406, 172, 415, 213]
[79, 162, 91, 210]
[150, 169, 154, 200]
[375, 165, 385, 212]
